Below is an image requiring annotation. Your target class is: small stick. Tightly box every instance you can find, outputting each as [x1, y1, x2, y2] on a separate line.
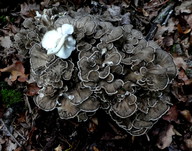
[0, 119, 22, 147]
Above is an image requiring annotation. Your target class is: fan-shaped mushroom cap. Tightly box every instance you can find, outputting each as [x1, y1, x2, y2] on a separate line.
[100, 79, 124, 95]
[101, 27, 124, 43]
[57, 96, 100, 119]
[65, 87, 92, 105]
[30, 43, 55, 75]
[16, 7, 177, 136]
[111, 94, 137, 118]
[154, 47, 177, 79]
[34, 86, 58, 111]
[57, 97, 80, 119]
[79, 96, 100, 112]
[102, 52, 122, 67]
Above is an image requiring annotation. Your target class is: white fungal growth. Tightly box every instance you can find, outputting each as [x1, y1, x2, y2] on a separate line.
[41, 24, 76, 59]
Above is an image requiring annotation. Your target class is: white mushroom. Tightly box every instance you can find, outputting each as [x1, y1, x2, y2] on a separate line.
[41, 24, 76, 59]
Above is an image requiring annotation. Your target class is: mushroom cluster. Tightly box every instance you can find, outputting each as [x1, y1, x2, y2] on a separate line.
[14, 8, 176, 136]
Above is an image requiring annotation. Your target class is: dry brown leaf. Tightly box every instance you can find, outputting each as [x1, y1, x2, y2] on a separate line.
[17, 113, 26, 123]
[177, 24, 191, 34]
[156, 124, 175, 149]
[88, 117, 98, 133]
[14, 147, 23, 151]
[0, 61, 28, 82]
[26, 83, 40, 96]
[162, 105, 178, 122]
[20, 2, 40, 17]
[180, 110, 192, 123]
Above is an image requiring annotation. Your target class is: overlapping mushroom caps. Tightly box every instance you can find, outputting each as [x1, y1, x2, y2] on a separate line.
[13, 7, 177, 136]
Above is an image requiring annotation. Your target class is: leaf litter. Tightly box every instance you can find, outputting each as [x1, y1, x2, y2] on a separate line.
[0, 0, 192, 150]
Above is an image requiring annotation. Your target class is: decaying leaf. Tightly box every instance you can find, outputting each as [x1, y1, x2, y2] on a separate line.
[162, 105, 178, 122]
[26, 83, 40, 96]
[20, 2, 40, 17]
[5, 139, 17, 151]
[180, 110, 192, 123]
[0, 61, 28, 82]
[184, 138, 192, 150]
[54, 144, 62, 151]
[156, 124, 175, 149]
[173, 57, 187, 70]
[178, 69, 190, 85]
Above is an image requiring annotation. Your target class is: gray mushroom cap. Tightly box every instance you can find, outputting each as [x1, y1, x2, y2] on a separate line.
[111, 93, 137, 118]
[16, 7, 177, 136]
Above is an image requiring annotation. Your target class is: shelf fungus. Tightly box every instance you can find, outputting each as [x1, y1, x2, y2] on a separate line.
[13, 8, 177, 136]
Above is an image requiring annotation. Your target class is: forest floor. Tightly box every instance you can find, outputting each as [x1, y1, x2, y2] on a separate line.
[0, 0, 192, 151]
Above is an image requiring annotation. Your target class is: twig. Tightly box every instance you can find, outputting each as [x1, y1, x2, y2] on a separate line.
[0, 118, 22, 147]
[145, 2, 175, 40]
[144, 0, 170, 9]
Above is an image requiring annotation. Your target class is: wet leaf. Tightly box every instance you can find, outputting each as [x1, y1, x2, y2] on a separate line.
[0, 61, 28, 82]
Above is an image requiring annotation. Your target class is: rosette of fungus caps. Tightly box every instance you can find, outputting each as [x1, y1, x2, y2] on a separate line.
[14, 8, 176, 136]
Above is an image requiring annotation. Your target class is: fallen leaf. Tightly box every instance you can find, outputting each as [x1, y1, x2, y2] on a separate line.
[54, 144, 62, 151]
[177, 24, 191, 34]
[17, 113, 26, 123]
[88, 117, 98, 133]
[26, 83, 40, 96]
[92, 146, 100, 151]
[162, 105, 178, 122]
[6, 140, 17, 151]
[173, 57, 187, 70]
[184, 14, 192, 29]
[156, 124, 175, 149]
[175, 0, 192, 15]
[163, 36, 173, 47]
[178, 69, 189, 85]
[0, 36, 12, 48]
[180, 110, 192, 123]
[184, 138, 192, 150]
[14, 147, 23, 151]
[0, 61, 28, 82]
[20, 2, 40, 17]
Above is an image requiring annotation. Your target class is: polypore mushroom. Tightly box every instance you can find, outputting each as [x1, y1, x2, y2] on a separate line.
[13, 7, 177, 136]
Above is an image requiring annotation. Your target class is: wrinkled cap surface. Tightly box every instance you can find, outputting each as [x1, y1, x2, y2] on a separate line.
[15, 7, 177, 136]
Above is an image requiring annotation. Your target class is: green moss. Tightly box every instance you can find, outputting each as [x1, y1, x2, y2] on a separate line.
[0, 88, 22, 107]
